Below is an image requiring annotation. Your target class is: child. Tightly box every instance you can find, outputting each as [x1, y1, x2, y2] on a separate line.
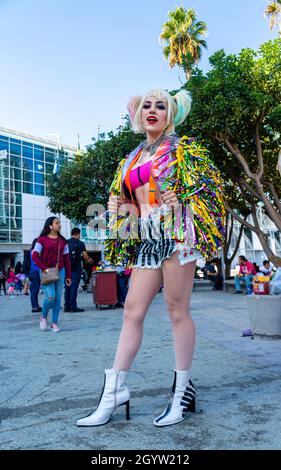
[7, 267, 16, 299]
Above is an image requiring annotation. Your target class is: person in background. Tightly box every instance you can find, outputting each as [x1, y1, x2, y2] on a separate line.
[206, 258, 223, 290]
[234, 255, 256, 294]
[258, 260, 274, 278]
[0, 264, 7, 295]
[14, 261, 23, 275]
[32, 216, 71, 333]
[64, 227, 93, 313]
[7, 267, 16, 299]
[253, 262, 260, 275]
[14, 262, 23, 294]
[28, 238, 42, 312]
[115, 266, 129, 308]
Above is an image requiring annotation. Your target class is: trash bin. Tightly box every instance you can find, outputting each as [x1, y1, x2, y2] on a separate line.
[92, 271, 117, 309]
[253, 275, 270, 295]
[247, 296, 281, 338]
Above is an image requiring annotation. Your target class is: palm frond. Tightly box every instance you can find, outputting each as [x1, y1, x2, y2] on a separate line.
[160, 6, 208, 76]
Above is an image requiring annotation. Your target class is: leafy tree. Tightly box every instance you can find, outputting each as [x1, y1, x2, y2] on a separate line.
[265, 1, 281, 36]
[160, 6, 207, 79]
[47, 121, 142, 223]
[180, 39, 281, 265]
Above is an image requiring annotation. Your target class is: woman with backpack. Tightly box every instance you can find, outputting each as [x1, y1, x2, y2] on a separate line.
[32, 216, 71, 332]
[64, 227, 93, 313]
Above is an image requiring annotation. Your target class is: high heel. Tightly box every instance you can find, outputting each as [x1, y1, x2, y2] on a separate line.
[154, 369, 196, 427]
[186, 397, 196, 413]
[122, 400, 130, 420]
[76, 369, 130, 426]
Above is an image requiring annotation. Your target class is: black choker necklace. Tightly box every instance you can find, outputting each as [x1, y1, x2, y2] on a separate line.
[143, 134, 166, 155]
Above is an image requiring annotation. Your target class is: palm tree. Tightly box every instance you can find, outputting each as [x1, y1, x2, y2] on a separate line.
[160, 7, 208, 80]
[265, 1, 281, 36]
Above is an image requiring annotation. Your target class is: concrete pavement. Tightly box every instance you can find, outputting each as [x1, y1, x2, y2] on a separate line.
[1, 287, 281, 450]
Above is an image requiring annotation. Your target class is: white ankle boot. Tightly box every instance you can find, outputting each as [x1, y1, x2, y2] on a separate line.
[153, 369, 196, 427]
[76, 369, 130, 426]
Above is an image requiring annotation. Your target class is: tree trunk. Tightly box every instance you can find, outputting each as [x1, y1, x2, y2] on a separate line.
[223, 212, 244, 278]
[220, 133, 281, 267]
[225, 259, 232, 278]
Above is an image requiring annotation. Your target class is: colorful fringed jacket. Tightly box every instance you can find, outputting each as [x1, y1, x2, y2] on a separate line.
[104, 134, 225, 267]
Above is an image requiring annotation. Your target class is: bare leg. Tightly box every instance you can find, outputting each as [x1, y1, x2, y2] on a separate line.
[113, 268, 163, 370]
[163, 252, 196, 370]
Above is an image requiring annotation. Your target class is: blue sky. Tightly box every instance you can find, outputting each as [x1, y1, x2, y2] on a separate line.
[0, 0, 276, 149]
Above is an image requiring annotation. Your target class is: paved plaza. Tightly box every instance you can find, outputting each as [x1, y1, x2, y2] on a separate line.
[1, 287, 281, 450]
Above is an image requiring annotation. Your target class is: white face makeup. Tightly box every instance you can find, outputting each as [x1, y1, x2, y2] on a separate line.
[141, 96, 167, 139]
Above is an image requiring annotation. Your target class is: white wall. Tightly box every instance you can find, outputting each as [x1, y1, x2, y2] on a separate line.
[22, 194, 71, 244]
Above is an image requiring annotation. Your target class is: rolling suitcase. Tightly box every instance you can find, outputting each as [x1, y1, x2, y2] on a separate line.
[92, 271, 117, 309]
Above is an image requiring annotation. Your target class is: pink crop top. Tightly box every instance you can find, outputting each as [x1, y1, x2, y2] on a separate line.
[129, 160, 152, 192]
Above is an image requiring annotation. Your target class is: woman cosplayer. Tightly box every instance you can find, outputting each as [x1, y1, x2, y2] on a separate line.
[77, 89, 225, 427]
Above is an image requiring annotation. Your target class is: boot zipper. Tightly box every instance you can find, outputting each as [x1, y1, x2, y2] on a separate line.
[114, 371, 119, 410]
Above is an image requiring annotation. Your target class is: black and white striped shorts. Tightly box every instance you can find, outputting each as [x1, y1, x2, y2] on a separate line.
[134, 215, 201, 270]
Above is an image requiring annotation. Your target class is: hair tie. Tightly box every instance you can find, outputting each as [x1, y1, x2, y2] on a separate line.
[127, 96, 141, 123]
[173, 90, 192, 127]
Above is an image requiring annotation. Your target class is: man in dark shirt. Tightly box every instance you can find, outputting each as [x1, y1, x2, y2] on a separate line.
[206, 258, 224, 290]
[64, 227, 93, 312]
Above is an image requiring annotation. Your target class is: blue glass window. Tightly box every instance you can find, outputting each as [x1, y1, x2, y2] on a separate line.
[10, 218, 22, 229]
[0, 231, 9, 242]
[45, 150, 55, 163]
[2, 166, 8, 178]
[10, 168, 22, 180]
[22, 146, 33, 158]
[10, 143, 21, 155]
[3, 179, 9, 190]
[10, 231, 22, 243]
[23, 182, 33, 194]
[34, 172, 44, 184]
[15, 205, 22, 218]
[10, 138, 20, 143]
[59, 154, 65, 165]
[22, 158, 33, 171]
[23, 170, 33, 182]
[12, 180, 22, 192]
[6, 192, 22, 205]
[0, 135, 8, 141]
[34, 147, 44, 161]
[5, 204, 22, 218]
[0, 219, 9, 229]
[34, 184, 44, 196]
[10, 155, 21, 168]
[0, 140, 9, 151]
[34, 161, 44, 172]
[45, 163, 54, 174]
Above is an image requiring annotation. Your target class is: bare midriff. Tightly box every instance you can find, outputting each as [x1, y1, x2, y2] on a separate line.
[130, 152, 163, 218]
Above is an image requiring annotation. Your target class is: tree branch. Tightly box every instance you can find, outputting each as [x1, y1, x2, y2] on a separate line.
[222, 136, 281, 230]
[254, 179, 281, 232]
[229, 221, 244, 264]
[225, 204, 258, 233]
[255, 124, 264, 178]
[223, 137, 255, 179]
[268, 182, 281, 214]
[225, 212, 233, 254]
[250, 204, 277, 261]
[226, 204, 281, 267]
[238, 178, 261, 201]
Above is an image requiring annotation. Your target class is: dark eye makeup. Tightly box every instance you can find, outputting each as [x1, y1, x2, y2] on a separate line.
[143, 101, 166, 110]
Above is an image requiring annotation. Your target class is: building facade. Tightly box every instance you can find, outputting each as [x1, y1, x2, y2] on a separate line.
[0, 127, 77, 267]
